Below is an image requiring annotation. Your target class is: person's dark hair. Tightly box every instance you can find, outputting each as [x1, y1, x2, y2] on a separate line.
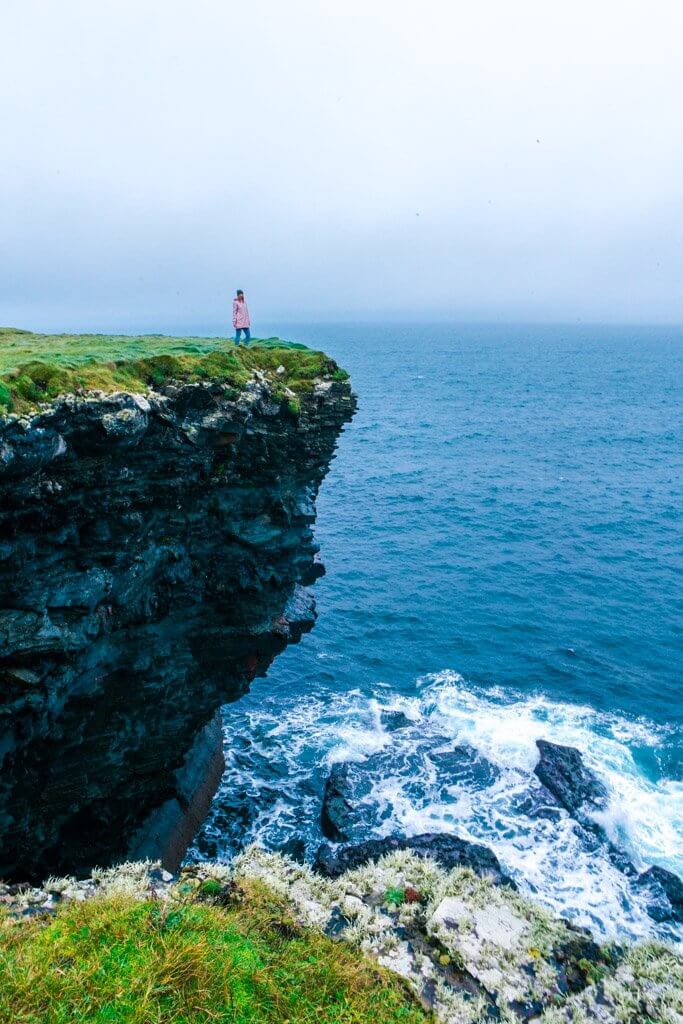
[236, 289, 244, 298]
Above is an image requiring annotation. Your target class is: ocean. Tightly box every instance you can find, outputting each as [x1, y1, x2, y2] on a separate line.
[189, 322, 683, 943]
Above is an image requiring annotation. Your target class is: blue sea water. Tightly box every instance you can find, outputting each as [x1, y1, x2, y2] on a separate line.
[191, 323, 683, 942]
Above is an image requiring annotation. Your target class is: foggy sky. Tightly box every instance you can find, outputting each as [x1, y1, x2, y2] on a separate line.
[2, 0, 682, 330]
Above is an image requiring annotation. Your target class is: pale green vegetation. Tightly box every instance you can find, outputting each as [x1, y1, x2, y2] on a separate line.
[0, 328, 349, 414]
[540, 941, 683, 1024]
[229, 848, 683, 1024]
[0, 878, 427, 1024]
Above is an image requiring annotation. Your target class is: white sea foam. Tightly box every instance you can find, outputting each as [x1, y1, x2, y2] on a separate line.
[191, 669, 682, 944]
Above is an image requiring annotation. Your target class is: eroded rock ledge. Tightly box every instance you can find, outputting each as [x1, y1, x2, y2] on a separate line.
[0, 369, 355, 880]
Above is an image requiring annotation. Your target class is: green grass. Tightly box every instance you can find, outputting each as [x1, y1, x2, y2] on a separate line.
[0, 329, 349, 415]
[0, 881, 428, 1024]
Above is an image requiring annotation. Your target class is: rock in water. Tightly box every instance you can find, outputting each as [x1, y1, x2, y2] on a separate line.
[430, 744, 500, 788]
[637, 865, 683, 923]
[533, 743, 643, 886]
[314, 832, 516, 887]
[534, 739, 608, 816]
[320, 763, 354, 842]
[278, 837, 307, 864]
[380, 710, 411, 731]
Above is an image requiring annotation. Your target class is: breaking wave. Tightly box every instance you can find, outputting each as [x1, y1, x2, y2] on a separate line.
[190, 669, 683, 944]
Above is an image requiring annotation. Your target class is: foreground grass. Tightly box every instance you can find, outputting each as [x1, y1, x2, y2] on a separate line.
[0, 328, 348, 414]
[0, 881, 427, 1024]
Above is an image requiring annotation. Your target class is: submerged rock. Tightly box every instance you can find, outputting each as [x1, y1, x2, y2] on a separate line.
[380, 710, 411, 732]
[430, 744, 501, 789]
[534, 739, 608, 816]
[314, 832, 516, 887]
[514, 781, 564, 820]
[320, 763, 354, 842]
[278, 837, 307, 864]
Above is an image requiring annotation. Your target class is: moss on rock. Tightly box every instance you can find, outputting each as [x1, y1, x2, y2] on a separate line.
[0, 329, 344, 414]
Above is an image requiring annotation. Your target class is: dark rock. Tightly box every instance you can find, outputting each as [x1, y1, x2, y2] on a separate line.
[278, 837, 307, 863]
[604, 841, 638, 877]
[148, 866, 174, 885]
[314, 832, 516, 888]
[0, 421, 66, 479]
[324, 906, 351, 937]
[430, 745, 500, 789]
[128, 710, 226, 874]
[532, 745, 639, 881]
[380, 710, 411, 732]
[637, 865, 683, 923]
[534, 739, 608, 816]
[21, 905, 54, 919]
[0, 375, 356, 881]
[515, 782, 564, 821]
[321, 763, 354, 842]
[553, 930, 616, 995]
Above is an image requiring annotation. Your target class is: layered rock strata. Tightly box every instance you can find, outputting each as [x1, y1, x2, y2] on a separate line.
[0, 370, 355, 880]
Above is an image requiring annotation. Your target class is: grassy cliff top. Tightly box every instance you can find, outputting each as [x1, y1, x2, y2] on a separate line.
[0, 328, 348, 415]
[0, 879, 426, 1024]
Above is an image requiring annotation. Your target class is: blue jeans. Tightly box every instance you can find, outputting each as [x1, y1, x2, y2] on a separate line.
[235, 327, 251, 345]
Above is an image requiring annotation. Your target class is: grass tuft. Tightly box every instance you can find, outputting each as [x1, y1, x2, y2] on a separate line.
[0, 880, 428, 1024]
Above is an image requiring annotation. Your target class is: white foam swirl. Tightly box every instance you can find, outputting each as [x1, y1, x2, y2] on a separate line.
[191, 669, 682, 944]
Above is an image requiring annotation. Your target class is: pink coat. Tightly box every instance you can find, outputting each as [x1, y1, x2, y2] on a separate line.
[232, 298, 250, 328]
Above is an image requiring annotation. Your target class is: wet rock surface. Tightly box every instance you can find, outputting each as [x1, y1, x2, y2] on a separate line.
[429, 744, 501, 789]
[380, 710, 411, 731]
[534, 739, 608, 816]
[0, 373, 355, 881]
[314, 832, 516, 888]
[320, 763, 355, 842]
[637, 864, 683, 924]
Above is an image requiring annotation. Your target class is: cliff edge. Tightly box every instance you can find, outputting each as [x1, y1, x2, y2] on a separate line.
[0, 331, 356, 880]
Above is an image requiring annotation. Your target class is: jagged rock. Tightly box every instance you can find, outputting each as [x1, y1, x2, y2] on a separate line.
[320, 763, 354, 842]
[532, 742, 642, 883]
[427, 884, 615, 1019]
[314, 832, 516, 887]
[637, 864, 683, 923]
[534, 739, 608, 816]
[0, 422, 66, 478]
[380, 710, 411, 731]
[0, 374, 356, 881]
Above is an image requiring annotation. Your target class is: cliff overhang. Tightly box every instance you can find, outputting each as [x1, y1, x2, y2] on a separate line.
[0, 335, 356, 880]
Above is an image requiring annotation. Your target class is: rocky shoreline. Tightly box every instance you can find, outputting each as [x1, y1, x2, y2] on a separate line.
[316, 739, 683, 934]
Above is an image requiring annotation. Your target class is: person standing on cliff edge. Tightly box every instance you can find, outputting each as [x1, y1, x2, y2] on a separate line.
[233, 289, 251, 345]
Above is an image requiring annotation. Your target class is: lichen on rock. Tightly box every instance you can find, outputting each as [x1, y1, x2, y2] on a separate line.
[4, 848, 679, 1024]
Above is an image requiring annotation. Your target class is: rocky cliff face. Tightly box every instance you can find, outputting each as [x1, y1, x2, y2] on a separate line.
[0, 371, 355, 881]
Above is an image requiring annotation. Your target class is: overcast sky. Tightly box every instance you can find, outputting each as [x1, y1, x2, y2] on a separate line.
[1, 0, 682, 330]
